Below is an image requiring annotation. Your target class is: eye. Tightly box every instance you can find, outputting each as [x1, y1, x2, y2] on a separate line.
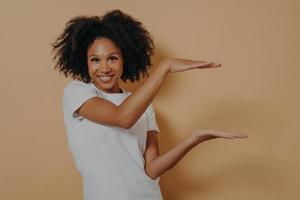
[108, 56, 118, 62]
[91, 58, 100, 63]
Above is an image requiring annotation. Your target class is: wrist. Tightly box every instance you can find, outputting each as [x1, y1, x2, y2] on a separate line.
[158, 59, 171, 74]
[186, 135, 201, 148]
[188, 134, 207, 147]
[161, 62, 171, 75]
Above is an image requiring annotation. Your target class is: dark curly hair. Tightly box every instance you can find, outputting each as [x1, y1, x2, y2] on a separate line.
[51, 9, 154, 83]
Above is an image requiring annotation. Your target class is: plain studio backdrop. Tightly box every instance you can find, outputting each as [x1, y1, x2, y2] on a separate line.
[0, 0, 299, 200]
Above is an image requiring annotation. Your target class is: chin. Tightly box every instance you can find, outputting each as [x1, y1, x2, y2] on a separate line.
[97, 82, 118, 92]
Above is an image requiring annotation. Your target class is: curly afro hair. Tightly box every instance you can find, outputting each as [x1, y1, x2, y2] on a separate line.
[51, 9, 154, 83]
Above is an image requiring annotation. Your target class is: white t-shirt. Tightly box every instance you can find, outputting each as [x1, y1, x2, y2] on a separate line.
[62, 80, 163, 200]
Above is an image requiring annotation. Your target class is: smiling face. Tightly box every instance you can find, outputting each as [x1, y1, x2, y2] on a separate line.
[87, 37, 124, 93]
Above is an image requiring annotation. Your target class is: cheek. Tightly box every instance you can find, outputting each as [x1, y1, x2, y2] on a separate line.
[88, 63, 97, 73]
[113, 62, 123, 76]
[118, 63, 123, 72]
[117, 65, 124, 77]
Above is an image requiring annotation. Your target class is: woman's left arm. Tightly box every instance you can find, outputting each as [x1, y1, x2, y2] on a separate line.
[144, 129, 248, 180]
[144, 131, 198, 180]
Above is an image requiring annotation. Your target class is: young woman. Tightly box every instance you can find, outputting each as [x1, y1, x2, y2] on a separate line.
[51, 9, 247, 200]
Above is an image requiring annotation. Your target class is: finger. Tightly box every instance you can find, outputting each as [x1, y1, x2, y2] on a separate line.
[233, 132, 248, 137]
[209, 63, 222, 68]
[221, 131, 248, 137]
[197, 62, 222, 69]
[186, 62, 213, 69]
[218, 133, 242, 139]
[234, 135, 248, 139]
[217, 135, 236, 139]
[212, 63, 222, 68]
[220, 135, 246, 140]
[211, 130, 248, 140]
[177, 59, 211, 65]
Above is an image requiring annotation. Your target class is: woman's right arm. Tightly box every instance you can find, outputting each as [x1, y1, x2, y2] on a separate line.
[77, 58, 221, 128]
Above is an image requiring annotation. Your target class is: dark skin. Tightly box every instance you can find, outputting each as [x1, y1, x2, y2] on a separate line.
[77, 38, 248, 180]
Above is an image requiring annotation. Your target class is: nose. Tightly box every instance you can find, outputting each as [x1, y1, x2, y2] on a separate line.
[100, 61, 111, 73]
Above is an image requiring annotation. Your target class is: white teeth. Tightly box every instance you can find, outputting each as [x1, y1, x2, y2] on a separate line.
[98, 76, 112, 82]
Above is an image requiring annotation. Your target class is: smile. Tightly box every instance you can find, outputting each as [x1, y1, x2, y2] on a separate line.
[97, 75, 114, 82]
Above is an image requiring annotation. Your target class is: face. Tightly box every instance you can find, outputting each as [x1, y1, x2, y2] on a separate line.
[87, 37, 124, 93]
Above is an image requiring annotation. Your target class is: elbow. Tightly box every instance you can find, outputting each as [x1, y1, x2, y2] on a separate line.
[116, 108, 137, 129]
[149, 174, 158, 181]
[117, 116, 135, 129]
[145, 169, 158, 181]
[145, 163, 159, 181]
[121, 120, 134, 129]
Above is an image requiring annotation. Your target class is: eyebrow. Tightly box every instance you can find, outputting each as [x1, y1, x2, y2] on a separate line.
[88, 52, 120, 58]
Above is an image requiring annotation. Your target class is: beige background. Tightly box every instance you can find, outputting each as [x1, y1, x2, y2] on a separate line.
[1, 0, 299, 199]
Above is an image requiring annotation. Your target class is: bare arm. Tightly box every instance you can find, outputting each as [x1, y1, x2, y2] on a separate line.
[78, 59, 220, 128]
[145, 134, 198, 180]
[77, 63, 169, 128]
[115, 63, 170, 128]
[145, 129, 248, 180]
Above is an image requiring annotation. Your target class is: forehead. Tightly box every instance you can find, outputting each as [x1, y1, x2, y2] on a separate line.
[87, 38, 121, 56]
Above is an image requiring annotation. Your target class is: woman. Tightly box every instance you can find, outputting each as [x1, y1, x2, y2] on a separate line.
[51, 9, 247, 200]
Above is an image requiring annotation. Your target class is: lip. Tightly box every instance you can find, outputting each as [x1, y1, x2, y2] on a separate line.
[96, 74, 114, 77]
[96, 74, 115, 77]
[96, 74, 114, 83]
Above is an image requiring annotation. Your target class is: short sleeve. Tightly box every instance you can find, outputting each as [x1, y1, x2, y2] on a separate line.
[146, 104, 160, 133]
[63, 80, 98, 118]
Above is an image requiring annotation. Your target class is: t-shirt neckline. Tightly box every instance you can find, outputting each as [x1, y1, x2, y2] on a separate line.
[90, 82, 128, 96]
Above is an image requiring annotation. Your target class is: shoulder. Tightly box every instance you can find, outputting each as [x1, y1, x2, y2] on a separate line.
[62, 80, 97, 103]
[63, 80, 94, 94]
[64, 80, 90, 90]
[62, 80, 98, 115]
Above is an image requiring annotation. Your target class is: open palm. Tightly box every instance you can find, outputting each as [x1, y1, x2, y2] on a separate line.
[158, 58, 222, 73]
[191, 129, 248, 145]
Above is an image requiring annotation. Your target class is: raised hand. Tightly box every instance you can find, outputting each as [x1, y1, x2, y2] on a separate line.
[158, 58, 222, 73]
[190, 129, 248, 146]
